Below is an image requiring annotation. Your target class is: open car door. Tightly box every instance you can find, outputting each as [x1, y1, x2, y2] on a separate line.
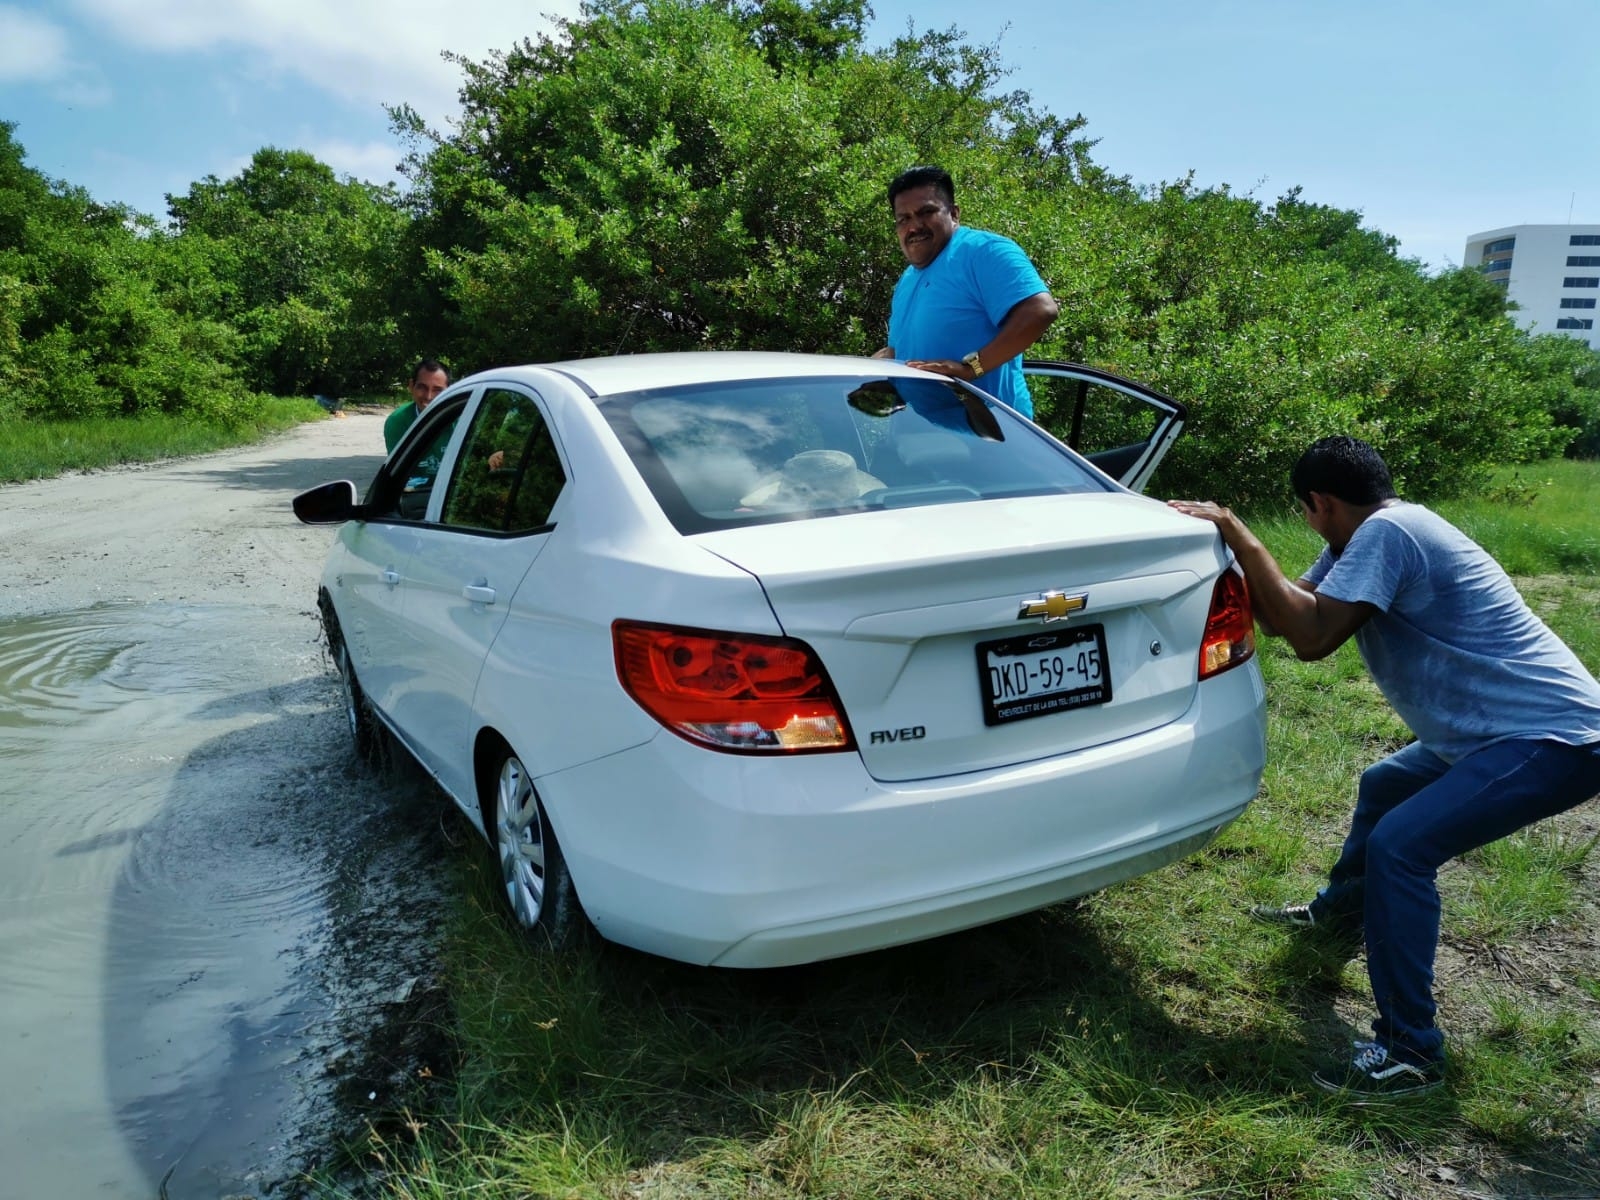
[1022, 361, 1186, 493]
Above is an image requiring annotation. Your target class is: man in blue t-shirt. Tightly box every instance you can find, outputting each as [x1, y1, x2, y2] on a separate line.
[873, 166, 1058, 419]
[1170, 437, 1600, 1101]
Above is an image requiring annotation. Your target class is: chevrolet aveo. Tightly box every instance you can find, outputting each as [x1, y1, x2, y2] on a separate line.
[294, 353, 1266, 967]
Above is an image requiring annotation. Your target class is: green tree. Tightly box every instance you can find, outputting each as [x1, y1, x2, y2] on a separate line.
[0, 122, 252, 421]
[168, 147, 407, 396]
[391, 1, 1587, 500]
[387, 0, 1081, 370]
[1019, 176, 1576, 502]
[722, 0, 869, 72]
[1511, 331, 1600, 459]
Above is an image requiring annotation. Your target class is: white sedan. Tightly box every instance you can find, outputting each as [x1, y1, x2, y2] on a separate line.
[294, 353, 1266, 967]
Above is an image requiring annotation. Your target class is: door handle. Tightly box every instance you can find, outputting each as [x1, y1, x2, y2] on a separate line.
[462, 584, 497, 605]
[382, 568, 401, 587]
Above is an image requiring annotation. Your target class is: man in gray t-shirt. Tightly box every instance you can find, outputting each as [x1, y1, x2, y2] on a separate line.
[1170, 436, 1600, 1101]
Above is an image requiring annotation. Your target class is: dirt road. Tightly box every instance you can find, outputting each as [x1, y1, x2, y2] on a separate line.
[0, 414, 454, 1198]
[1, 412, 388, 619]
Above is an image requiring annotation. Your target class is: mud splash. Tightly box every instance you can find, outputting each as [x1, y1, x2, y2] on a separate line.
[0, 602, 454, 1198]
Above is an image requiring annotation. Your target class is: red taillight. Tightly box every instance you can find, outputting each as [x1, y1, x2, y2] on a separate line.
[1198, 568, 1255, 679]
[612, 621, 854, 753]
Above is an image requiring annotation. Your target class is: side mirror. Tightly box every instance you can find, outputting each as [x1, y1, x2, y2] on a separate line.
[292, 480, 362, 525]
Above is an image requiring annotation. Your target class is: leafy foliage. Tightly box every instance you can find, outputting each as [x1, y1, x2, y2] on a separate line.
[388, 0, 1597, 503]
[6, 0, 1599, 497]
[167, 147, 408, 396]
[0, 123, 255, 422]
[1026, 181, 1584, 502]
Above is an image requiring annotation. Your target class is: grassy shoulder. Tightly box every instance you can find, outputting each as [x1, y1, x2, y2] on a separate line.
[333, 462, 1600, 1199]
[0, 397, 347, 484]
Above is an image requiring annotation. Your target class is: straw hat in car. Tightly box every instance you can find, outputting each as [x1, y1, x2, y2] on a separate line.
[740, 449, 883, 509]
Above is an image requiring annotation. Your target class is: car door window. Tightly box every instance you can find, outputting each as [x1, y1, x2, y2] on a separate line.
[365, 398, 466, 521]
[1022, 362, 1186, 492]
[440, 387, 567, 534]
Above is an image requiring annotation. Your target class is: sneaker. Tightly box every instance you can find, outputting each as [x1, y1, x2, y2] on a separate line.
[1249, 902, 1319, 928]
[1250, 902, 1364, 951]
[1312, 1042, 1444, 1100]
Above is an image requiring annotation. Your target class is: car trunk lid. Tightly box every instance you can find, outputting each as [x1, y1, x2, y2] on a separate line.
[695, 493, 1227, 781]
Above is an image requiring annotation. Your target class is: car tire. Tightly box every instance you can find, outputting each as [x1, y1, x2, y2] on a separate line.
[485, 751, 581, 947]
[335, 639, 385, 767]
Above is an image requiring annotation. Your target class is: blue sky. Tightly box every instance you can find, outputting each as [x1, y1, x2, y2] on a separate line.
[2, 0, 1595, 272]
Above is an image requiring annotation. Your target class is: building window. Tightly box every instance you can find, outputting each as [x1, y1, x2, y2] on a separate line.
[1568, 256, 1600, 266]
[1560, 298, 1598, 308]
[1480, 257, 1513, 273]
[1570, 234, 1600, 246]
[1562, 277, 1599, 288]
[1556, 318, 1595, 330]
[1484, 237, 1516, 253]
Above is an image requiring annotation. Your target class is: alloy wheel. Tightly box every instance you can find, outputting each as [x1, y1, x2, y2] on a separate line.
[495, 754, 547, 928]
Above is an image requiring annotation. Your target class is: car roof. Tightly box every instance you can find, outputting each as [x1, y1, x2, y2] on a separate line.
[459, 352, 919, 399]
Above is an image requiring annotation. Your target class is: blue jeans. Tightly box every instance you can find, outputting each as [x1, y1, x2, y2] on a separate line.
[1308, 738, 1600, 1065]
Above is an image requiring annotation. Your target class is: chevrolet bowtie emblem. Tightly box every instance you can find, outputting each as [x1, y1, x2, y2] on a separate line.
[1018, 590, 1088, 623]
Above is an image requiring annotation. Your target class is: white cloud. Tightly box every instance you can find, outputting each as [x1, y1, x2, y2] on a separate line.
[0, 6, 70, 82]
[71, 0, 583, 126]
[304, 136, 406, 186]
[0, 5, 116, 107]
[170, 139, 404, 199]
[49, 75, 115, 108]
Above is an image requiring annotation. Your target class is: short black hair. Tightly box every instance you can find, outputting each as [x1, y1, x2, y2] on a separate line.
[1291, 436, 1398, 506]
[411, 358, 449, 384]
[888, 166, 955, 210]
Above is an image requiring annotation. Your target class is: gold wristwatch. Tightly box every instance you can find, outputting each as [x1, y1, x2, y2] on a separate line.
[962, 350, 985, 377]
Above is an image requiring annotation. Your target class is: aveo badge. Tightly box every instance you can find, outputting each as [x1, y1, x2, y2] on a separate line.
[1017, 590, 1089, 623]
[870, 725, 926, 745]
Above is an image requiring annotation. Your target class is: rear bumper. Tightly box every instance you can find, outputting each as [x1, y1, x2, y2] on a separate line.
[537, 660, 1266, 967]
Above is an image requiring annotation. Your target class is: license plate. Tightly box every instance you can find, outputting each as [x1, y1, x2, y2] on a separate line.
[976, 625, 1111, 726]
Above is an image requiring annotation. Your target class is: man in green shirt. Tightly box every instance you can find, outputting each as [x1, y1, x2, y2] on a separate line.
[383, 359, 451, 453]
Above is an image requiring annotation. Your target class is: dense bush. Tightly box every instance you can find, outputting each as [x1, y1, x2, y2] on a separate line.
[0, 123, 256, 422]
[389, 0, 1598, 503]
[1050, 187, 1580, 501]
[167, 147, 409, 397]
[5, 0, 1598, 497]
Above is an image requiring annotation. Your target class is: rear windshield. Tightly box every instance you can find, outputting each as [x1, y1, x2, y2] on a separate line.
[600, 375, 1114, 534]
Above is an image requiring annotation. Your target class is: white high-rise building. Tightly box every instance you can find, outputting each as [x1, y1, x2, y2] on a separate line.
[1463, 224, 1600, 352]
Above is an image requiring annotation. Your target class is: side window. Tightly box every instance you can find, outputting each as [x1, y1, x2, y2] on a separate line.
[1023, 364, 1185, 491]
[440, 387, 567, 533]
[504, 422, 566, 531]
[378, 405, 462, 520]
[1029, 375, 1162, 458]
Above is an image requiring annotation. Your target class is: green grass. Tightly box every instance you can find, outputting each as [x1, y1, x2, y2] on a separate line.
[1454, 825, 1599, 942]
[1243, 457, 1600, 580]
[0, 396, 332, 483]
[318, 462, 1600, 1199]
[1442, 459, 1600, 576]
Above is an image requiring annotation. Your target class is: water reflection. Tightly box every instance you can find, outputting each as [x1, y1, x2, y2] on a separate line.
[0, 604, 132, 730]
[0, 603, 450, 1197]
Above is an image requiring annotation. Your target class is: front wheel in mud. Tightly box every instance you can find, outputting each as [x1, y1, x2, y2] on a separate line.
[486, 752, 580, 947]
[336, 641, 384, 767]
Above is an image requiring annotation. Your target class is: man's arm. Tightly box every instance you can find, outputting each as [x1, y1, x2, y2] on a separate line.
[1166, 500, 1374, 661]
[1255, 577, 1316, 638]
[907, 292, 1059, 381]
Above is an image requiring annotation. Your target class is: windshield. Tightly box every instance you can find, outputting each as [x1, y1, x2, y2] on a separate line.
[601, 375, 1114, 534]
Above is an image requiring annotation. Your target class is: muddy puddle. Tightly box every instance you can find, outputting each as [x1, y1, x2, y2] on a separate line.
[0, 601, 454, 1198]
